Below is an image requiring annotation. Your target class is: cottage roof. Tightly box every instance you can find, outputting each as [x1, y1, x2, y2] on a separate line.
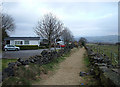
[4, 37, 40, 40]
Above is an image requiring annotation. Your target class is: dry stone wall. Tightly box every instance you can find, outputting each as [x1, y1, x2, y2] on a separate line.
[85, 45, 120, 87]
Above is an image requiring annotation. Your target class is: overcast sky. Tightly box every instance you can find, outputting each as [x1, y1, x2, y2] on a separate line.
[2, 0, 118, 37]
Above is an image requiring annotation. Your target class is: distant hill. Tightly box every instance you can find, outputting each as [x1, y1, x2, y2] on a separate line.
[75, 35, 119, 43]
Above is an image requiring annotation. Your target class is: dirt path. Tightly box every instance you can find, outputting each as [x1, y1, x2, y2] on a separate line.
[34, 48, 86, 85]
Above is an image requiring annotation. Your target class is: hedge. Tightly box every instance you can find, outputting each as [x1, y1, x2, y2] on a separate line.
[15, 45, 39, 50]
[39, 46, 47, 49]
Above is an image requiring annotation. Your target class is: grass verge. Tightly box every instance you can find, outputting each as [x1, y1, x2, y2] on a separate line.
[42, 56, 65, 72]
[2, 59, 17, 70]
[0, 59, 17, 72]
[0, 59, 1, 72]
[83, 51, 100, 85]
[83, 52, 90, 67]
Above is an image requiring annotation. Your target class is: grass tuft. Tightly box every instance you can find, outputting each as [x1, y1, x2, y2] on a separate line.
[83, 52, 100, 85]
[83, 53, 90, 67]
[0, 59, 17, 72]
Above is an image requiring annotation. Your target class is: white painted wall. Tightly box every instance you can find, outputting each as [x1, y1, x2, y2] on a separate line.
[9, 40, 40, 46]
[10, 40, 14, 45]
[29, 40, 39, 46]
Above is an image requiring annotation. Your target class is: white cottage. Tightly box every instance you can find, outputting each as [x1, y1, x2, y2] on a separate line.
[4, 37, 41, 46]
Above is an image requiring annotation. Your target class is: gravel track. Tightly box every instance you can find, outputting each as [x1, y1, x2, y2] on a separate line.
[34, 48, 86, 85]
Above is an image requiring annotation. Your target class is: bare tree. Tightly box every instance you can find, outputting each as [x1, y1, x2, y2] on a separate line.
[35, 13, 63, 50]
[61, 27, 74, 45]
[1, 13, 15, 41]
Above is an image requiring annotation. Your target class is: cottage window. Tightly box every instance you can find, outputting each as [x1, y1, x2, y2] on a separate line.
[15, 41, 23, 45]
[24, 40, 29, 44]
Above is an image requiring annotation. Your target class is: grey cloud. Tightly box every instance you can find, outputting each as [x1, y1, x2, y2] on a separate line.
[3, 2, 118, 37]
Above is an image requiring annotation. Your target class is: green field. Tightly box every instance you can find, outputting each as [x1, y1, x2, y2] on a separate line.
[0, 59, 17, 72]
[0, 59, 1, 71]
[86, 43, 118, 65]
